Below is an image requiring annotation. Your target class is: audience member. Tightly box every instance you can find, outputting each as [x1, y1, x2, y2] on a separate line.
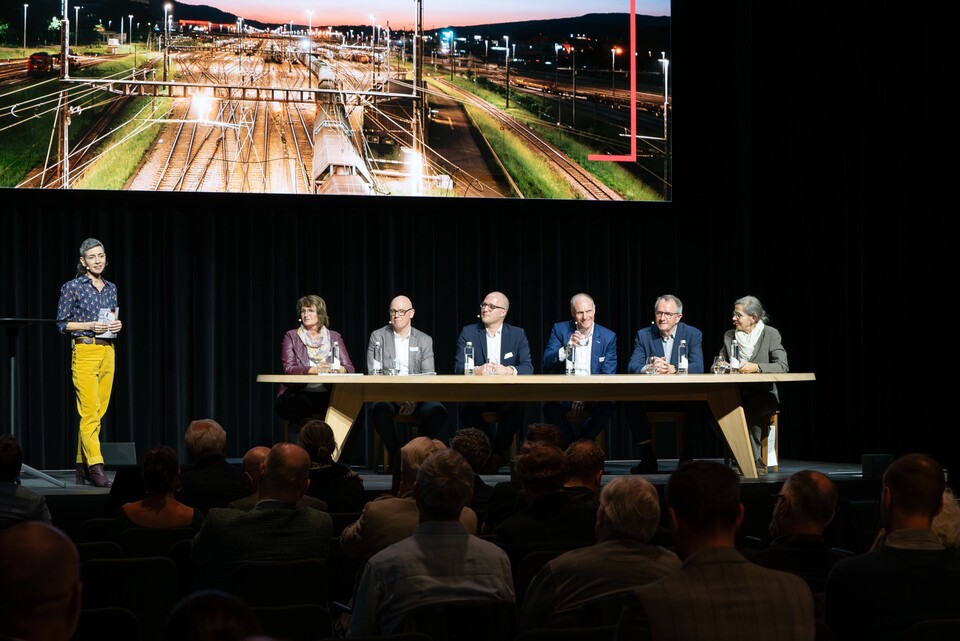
[340, 436, 477, 562]
[162, 589, 261, 641]
[719, 295, 789, 475]
[347, 449, 514, 637]
[0, 434, 52, 529]
[932, 486, 960, 548]
[493, 441, 597, 568]
[824, 453, 960, 639]
[113, 445, 204, 537]
[367, 294, 448, 467]
[450, 427, 495, 530]
[743, 470, 846, 594]
[0, 521, 82, 641]
[298, 420, 366, 512]
[227, 445, 328, 512]
[190, 442, 332, 590]
[482, 423, 566, 534]
[177, 419, 248, 514]
[454, 291, 534, 473]
[521, 475, 681, 629]
[625, 294, 706, 474]
[563, 438, 605, 504]
[541, 293, 618, 445]
[616, 460, 815, 640]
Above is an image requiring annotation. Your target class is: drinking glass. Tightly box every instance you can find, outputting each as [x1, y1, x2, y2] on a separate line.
[712, 356, 728, 375]
[645, 356, 659, 375]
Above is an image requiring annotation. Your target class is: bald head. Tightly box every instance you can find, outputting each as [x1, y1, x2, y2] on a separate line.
[0, 522, 82, 641]
[259, 442, 311, 502]
[241, 446, 271, 491]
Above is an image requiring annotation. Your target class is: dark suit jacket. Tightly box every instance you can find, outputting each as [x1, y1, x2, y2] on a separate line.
[454, 322, 534, 374]
[627, 322, 705, 374]
[542, 321, 617, 375]
[227, 492, 328, 512]
[177, 455, 248, 514]
[191, 500, 333, 590]
[278, 327, 356, 396]
[0, 482, 52, 529]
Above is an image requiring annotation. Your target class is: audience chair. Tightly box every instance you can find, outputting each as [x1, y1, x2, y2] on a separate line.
[72, 606, 142, 641]
[76, 540, 123, 563]
[79, 556, 179, 641]
[116, 526, 198, 559]
[319, 634, 433, 641]
[167, 538, 196, 598]
[514, 548, 569, 606]
[902, 617, 960, 641]
[253, 603, 334, 641]
[75, 516, 115, 543]
[327, 536, 363, 608]
[515, 626, 616, 641]
[396, 598, 518, 641]
[229, 558, 328, 608]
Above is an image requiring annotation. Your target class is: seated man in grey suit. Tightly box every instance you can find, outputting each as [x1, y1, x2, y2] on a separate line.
[191, 442, 333, 590]
[0, 435, 52, 529]
[616, 460, 816, 641]
[347, 449, 514, 638]
[521, 475, 681, 629]
[227, 445, 328, 512]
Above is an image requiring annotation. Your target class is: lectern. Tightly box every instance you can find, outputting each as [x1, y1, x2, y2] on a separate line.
[1, 318, 67, 487]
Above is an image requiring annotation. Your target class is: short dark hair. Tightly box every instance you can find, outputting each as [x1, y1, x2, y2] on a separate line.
[785, 470, 838, 529]
[524, 423, 564, 448]
[451, 428, 491, 473]
[141, 446, 180, 495]
[0, 435, 23, 482]
[666, 460, 741, 529]
[298, 420, 336, 464]
[516, 442, 568, 494]
[884, 453, 945, 519]
[565, 439, 605, 481]
[416, 449, 474, 519]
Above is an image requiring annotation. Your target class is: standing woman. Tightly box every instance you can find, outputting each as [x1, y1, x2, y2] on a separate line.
[719, 295, 789, 475]
[56, 238, 122, 487]
[276, 295, 355, 436]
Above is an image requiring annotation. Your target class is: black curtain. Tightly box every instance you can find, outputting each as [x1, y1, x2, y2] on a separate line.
[2, 2, 953, 475]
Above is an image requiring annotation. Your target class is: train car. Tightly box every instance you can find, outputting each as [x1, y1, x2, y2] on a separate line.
[311, 65, 374, 195]
[27, 52, 54, 77]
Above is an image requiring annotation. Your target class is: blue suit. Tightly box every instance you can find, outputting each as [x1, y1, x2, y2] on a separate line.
[625, 323, 707, 457]
[454, 322, 533, 459]
[541, 320, 618, 444]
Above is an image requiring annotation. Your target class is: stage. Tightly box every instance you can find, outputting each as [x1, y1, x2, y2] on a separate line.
[22, 456, 883, 555]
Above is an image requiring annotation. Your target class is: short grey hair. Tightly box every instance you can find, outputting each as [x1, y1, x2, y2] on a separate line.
[184, 419, 227, 461]
[600, 476, 661, 542]
[654, 295, 683, 315]
[734, 295, 770, 324]
[76, 238, 105, 276]
[933, 487, 960, 548]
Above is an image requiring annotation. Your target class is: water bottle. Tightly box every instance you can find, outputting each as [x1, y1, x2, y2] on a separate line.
[331, 341, 341, 372]
[372, 341, 383, 375]
[565, 341, 576, 375]
[677, 340, 688, 375]
[729, 342, 741, 371]
[464, 341, 474, 375]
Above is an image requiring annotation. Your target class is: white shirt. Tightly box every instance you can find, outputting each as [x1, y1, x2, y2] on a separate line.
[392, 332, 411, 375]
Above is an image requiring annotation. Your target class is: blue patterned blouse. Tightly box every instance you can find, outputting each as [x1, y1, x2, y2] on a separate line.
[56, 276, 119, 338]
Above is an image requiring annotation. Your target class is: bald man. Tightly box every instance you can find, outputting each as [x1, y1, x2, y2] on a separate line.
[0, 521, 82, 641]
[366, 294, 448, 468]
[228, 445, 328, 512]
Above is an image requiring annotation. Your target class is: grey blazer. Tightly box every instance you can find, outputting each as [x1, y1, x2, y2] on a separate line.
[366, 325, 436, 374]
[721, 325, 789, 401]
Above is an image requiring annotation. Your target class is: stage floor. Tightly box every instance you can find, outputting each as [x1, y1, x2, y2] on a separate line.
[22, 457, 882, 555]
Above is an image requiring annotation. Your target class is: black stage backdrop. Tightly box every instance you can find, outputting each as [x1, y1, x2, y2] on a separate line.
[2, 3, 953, 474]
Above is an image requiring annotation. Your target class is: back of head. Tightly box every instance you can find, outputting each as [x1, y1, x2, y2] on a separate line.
[451, 428, 492, 473]
[241, 446, 270, 487]
[400, 436, 447, 488]
[298, 420, 337, 464]
[565, 439, 605, 485]
[163, 589, 261, 641]
[415, 449, 475, 520]
[259, 442, 311, 502]
[0, 521, 81, 641]
[883, 452, 945, 521]
[524, 423, 565, 448]
[184, 419, 227, 461]
[0, 434, 23, 482]
[600, 476, 661, 542]
[142, 445, 181, 495]
[516, 441, 568, 495]
[784, 470, 838, 531]
[666, 460, 741, 531]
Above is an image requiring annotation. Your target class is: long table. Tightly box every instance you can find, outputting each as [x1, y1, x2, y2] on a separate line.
[256, 373, 816, 479]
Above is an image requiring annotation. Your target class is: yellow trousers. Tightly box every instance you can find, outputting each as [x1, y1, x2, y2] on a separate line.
[72, 343, 115, 466]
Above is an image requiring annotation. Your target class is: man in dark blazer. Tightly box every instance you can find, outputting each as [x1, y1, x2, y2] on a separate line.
[625, 294, 705, 474]
[453, 291, 534, 472]
[190, 442, 333, 590]
[227, 445, 328, 512]
[177, 419, 248, 514]
[542, 292, 618, 445]
[616, 460, 816, 640]
[366, 294, 448, 467]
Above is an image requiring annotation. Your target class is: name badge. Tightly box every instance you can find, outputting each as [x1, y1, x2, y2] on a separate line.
[409, 346, 419, 352]
[504, 352, 514, 360]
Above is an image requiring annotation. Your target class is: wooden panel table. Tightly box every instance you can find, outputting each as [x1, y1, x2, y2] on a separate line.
[256, 373, 816, 479]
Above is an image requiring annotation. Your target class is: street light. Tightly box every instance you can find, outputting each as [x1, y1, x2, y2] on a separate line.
[163, 3, 171, 82]
[306, 10, 313, 89]
[22, 4, 28, 58]
[504, 35, 509, 109]
[660, 51, 670, 142]
[74, 5, 81, 48]
[120, 16, 124, 51]
[128, 15, 134, 70]
[610, 46, 621, 102]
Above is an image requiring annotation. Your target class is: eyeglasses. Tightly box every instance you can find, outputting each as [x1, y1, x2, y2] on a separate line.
[732, 311, 748, 319]
[480, 302, 506, 311]
[389, 308, 411, 317]
[655, 311, 679, 318]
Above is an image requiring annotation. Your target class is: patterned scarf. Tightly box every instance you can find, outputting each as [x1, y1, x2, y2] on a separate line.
[298, 325, 330, 367]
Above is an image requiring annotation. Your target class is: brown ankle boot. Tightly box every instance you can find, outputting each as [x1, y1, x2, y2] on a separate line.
[75, 463, 90, 485]
[88, 463, 112, 487]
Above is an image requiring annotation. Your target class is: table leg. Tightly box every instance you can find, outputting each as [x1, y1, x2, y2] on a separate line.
[325, 384, 364, 461]
[706, 386, 757, 479]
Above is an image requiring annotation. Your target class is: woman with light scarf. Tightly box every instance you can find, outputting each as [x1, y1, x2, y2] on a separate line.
[720, 295, 789, 475]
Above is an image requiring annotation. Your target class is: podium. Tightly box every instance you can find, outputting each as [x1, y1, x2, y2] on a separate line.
[1, 317, 67, 487]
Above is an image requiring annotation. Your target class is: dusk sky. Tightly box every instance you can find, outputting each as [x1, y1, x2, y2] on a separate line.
[209, 1, 670, 30]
